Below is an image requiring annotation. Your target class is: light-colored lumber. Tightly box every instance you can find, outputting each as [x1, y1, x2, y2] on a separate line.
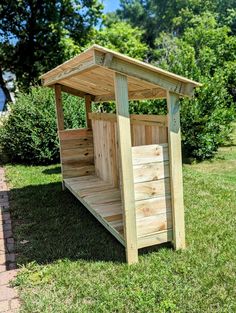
[114, 72, 138, 264]
[63, 166, 95, 179]
[60, 84, 92, 99]
[136, 212, 172, 237]
[64, 175, 125, 246]
[54, 84, 64, 131]
[94, 88, 166, 102]
[59, 128, 92, 140]
[137, 229, 173, 249]
[94, 49, 196, 97]
[85, 94, 92, 129]
[132, 144, 169, 165]
[43, 57, 97, 86]
[167, 91, 186, 250]
[135, 196, 171, 218]
[134, 178, 171, 201]
[133, 161, 170, 183]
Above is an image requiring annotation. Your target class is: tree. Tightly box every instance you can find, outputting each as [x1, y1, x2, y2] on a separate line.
[90, 21, 148, 59]
[0, 0, 103, 92]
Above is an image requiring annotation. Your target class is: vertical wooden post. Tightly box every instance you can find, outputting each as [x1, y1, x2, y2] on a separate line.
[167, 91, 186, 250]
[114, 72, 138, 264]
[55, 84, 64, 131]
[54, 84, 65, 190]
[85, 94, 92, 129]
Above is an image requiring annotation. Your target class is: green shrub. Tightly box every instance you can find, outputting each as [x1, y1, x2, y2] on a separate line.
[0, 87, 86, 164]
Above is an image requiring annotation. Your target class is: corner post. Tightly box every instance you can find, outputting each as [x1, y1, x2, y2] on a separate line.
[85, 94, 92, 129]
[54, 84, 65, 190]
[167, 91, 186, 250]
[114, 72, 138, 264]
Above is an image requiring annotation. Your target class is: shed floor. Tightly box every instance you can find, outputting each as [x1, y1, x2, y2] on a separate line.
[64, 175, 125, 245]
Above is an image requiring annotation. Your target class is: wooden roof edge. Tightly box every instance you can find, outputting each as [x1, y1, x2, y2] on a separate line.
[92, 44, 202, 88]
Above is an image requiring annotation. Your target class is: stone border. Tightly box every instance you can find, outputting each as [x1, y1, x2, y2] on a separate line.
[0, 167, 20, 312]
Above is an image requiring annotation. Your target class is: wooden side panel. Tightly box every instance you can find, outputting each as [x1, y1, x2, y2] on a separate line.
[132, 144, 173, 246]
[59, 128, 95, 179]
[92, 119, 119, 187]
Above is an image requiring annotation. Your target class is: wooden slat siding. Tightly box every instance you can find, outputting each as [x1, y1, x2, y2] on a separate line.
[59, 128, 95, 179]
[92, 118, 119, 187]
[64, 175, 125, 246]
[59, 128, 93, 140]
[134, 178, 171, 201]
[135, 196, 171, 219]
[137, 230, 173, 249]
[132, 144, 169, 165]
[167, 91, 186, 250]
[137, 212, 172, 237]
[133, 161, 170, 183]
[114, 72, 138, 265]
[85, 95, 92, 129]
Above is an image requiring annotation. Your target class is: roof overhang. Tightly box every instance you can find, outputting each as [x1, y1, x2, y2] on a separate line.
[40, 44, 202, 102]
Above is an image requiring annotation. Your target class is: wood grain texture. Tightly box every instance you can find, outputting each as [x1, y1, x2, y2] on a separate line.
[136, 212, 172, 237]
[85, 95, 92, 129]
[64, 175, 125, 246]
[167, 91, 186, 250]
[114, 72, 138, 264]
[137, 230, 173, 249]
[135, 196, 171, 218]
[132, 144, 169, 165]
[59, 128, 95, 179]
[134, 178, 171, 201]
[133, 162, 170, 183]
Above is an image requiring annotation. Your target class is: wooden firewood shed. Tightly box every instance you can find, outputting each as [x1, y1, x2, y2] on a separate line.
[40, 45, 201, 264]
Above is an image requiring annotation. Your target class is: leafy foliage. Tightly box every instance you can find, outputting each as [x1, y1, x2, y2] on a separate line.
[0, 87, 86, 164]
[0, 0, 103, 90]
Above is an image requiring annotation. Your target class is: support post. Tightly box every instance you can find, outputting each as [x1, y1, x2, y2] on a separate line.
[167, 91, 186, 250]
[54, 84, 65, 190]
[85, 94, 92, 129]
[114, 72, 138, 264]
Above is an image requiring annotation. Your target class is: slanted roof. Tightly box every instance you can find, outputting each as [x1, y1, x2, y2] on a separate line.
[41, 44, 201, 102]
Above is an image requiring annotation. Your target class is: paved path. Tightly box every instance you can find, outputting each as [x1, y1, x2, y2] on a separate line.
[0, 167, 20, 312]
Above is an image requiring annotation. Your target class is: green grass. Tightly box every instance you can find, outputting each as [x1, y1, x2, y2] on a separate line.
[5, 142, 236, 312]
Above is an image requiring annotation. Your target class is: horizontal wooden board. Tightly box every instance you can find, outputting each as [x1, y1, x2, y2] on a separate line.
[134, 178, 171, 201]
[131, 114, 167, 126]
[132, 144, 169, 165]
[61, 147, 94, 159]
[133, 161, 170, 183]
[136, 212, 172, 237]
[62, 160, 94, 170]
[59, 128, 93, 141]
[60, 138, 93, 150]
[135, 196, 171, 218]
[63, 165, 95, 178]
[137, 229, 173, 249]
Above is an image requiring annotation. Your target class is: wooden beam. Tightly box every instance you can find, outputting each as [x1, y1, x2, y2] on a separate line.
[85, 94, 92, 129]
[60, 84, 90, 98]
[94, 50, 195, 97]
[114, 72, 138, 264]
[167, 91, 186, 250]
[54, 84, 65, 190]
[43, 58, 97, 86]
[93, 88, 166, 102]
[54, 84, 64, 131]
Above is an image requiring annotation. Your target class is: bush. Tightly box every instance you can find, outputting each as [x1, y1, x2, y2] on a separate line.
[0, 87, 86, 164]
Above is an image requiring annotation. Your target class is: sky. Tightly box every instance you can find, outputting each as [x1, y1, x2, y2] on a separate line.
[103, 0, 120, 13]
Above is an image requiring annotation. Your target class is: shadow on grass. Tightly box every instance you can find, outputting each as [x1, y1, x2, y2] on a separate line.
[9, 182, 168, 265]
[42, 167, 61, 175]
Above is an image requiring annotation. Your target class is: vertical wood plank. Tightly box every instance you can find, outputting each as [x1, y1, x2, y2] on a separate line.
[167, 91, 186, 250]
[114, 72, 138, 264]
[54, 84, 65, 189]
[55, 84, 64, 131]
[85, 94, 92, 129]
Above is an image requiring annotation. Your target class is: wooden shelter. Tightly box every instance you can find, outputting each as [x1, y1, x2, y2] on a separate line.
[41, 45, 201, 264]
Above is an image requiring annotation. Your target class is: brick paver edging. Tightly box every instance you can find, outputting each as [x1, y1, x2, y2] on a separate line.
[0, 167, 20, 312]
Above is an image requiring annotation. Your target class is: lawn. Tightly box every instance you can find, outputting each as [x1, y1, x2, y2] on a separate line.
[5, 140, 236, 312]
